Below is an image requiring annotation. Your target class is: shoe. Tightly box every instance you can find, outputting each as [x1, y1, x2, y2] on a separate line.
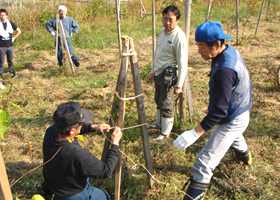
[11, 75, 18, 78]
[59, 62, 63, 67]
[73, 60, 80, 67]
[234, 149, 253, 170]
[149, 124, 161, 129]
[156, 133, 170, 141]
[0, 84, 5, 89]
[183, 179, 209, 200]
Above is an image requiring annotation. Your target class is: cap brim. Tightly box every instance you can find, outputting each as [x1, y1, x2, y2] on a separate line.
[80, 109, 94, 123]
[221, 34, 233, 40]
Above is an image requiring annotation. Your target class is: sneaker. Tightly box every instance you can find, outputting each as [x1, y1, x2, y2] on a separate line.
[59, 62, 63, 67]
[0, 84, 5, 89]
[11, 75, 18, 78]
[156, 133, 170, 141]
[73, 60, 80, 67]
[149, 124, 161, 129]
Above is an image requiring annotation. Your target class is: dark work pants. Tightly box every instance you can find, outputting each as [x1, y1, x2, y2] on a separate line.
[154, 71, 174, 118]
[0, 47, 15, 77]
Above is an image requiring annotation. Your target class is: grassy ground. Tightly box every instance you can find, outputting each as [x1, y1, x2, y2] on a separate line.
[1, 0, 280, 199]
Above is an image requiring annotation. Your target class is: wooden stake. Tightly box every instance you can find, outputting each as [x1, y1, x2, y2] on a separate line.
[129, 37, 154, 188]
[255, 0, 265, 38]
[180, 0, 194, 123]
[206, 0, 213, 22]
[55, 14, 59, 67]
[152, 0, 156, 56]
[58, 21, 75, 76]
[115, 0, 122, 55]
[114, 36, 129, 200]
[0, 150, 13, 200]
[236, 0, 240, 45]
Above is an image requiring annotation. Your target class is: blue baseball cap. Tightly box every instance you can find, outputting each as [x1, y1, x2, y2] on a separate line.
[195, 21, 233, 42]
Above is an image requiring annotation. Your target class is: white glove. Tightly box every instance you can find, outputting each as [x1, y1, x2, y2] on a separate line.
[173, 129, 199, 150]
[12, 38, 14, 42]
[51, 31, 56, 36]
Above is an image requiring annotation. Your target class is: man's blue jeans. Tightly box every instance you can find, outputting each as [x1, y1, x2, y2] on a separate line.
[52, 178, 110, 200]
[57, 38, 78, 65]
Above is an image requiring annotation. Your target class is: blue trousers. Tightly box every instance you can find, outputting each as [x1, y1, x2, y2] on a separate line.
[57, 38, 78, 65]
[52, 179, 110, 200]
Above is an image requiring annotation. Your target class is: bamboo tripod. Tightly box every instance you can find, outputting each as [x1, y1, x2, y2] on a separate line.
[101, 36, 154, 200]
[55, 14, 75, 76]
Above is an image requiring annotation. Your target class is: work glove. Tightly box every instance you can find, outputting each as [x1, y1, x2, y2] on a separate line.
[12, 38, 14, 42]
[173, 129, 199, 150]
[51, 31, 56, 36]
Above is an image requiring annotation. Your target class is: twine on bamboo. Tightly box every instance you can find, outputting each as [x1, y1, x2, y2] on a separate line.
[122, 49, 136, 56]
[115, 91, 143, 101]
[101, 127, 194, 199]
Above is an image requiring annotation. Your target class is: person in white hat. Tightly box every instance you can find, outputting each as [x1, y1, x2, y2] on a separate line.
[173, 21, 253, 200]
[45, 5, 80, 67]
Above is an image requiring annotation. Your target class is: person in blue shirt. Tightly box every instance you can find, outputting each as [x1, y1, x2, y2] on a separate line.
[173, 21, 253, 200]
[45, 5, 80, 67]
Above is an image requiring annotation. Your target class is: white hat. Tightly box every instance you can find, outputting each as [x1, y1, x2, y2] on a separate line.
[58, 5, 67, 12]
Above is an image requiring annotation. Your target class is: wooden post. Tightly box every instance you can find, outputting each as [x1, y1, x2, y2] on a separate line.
[58, 21, 75, 76]
[55, 14, 59, 67]
[180, 0, 194, 123]
[236, 0, 240, 45]
[255, 0, 265, 38]
[266, 0, 271, 20]
[206, 0, 213, 22]
[129, 37, 154, 188]
[0, 150, 13, 199]
[114, 36, 129, 200]
[152, 0, 156, 56]
[116, 0, 122, 55]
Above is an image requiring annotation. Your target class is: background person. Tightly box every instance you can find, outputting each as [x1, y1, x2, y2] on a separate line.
[45, 5, 80, 67]
[42, 101, 122, 199]
[173, 21, 253, 200]
[0, 8, 21, 89]
[150, 5, 188, 141]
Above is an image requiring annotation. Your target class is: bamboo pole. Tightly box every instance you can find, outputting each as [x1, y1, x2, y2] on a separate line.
[58, 21, 75, 76]
[236, 0, 240, 45]
[55, 14, 59, 67]
[129, 37, 154, 188]
[255, 0, 265, 38]
[114, 36, 129, 200]
[116, 0, 122, 55]
[266, 0, 271, 20]
[206, 0, 213, 22]
[152, 0, 156, 56]
[0, 150, 13, 200]
[180, 0, 193, 123]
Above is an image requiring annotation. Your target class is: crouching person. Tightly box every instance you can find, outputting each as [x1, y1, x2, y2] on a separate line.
[173, 21, 253, 200]
[41, 101, 122, 200]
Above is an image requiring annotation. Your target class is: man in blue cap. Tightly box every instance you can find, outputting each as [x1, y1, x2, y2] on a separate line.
[173, 21, 253, 199]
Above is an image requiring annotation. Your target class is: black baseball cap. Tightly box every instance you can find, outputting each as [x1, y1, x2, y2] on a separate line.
[53, 101, 93, 128]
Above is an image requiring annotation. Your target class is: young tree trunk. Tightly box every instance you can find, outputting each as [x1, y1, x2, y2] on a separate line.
[255, 0, 266, 38]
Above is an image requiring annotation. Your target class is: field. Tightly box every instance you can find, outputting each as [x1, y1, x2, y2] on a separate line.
[1, 0, 280, 199]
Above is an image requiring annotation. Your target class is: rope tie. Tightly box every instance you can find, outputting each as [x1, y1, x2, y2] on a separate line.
[122, 48, 136, 56]
[115, 91, 143, 101]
